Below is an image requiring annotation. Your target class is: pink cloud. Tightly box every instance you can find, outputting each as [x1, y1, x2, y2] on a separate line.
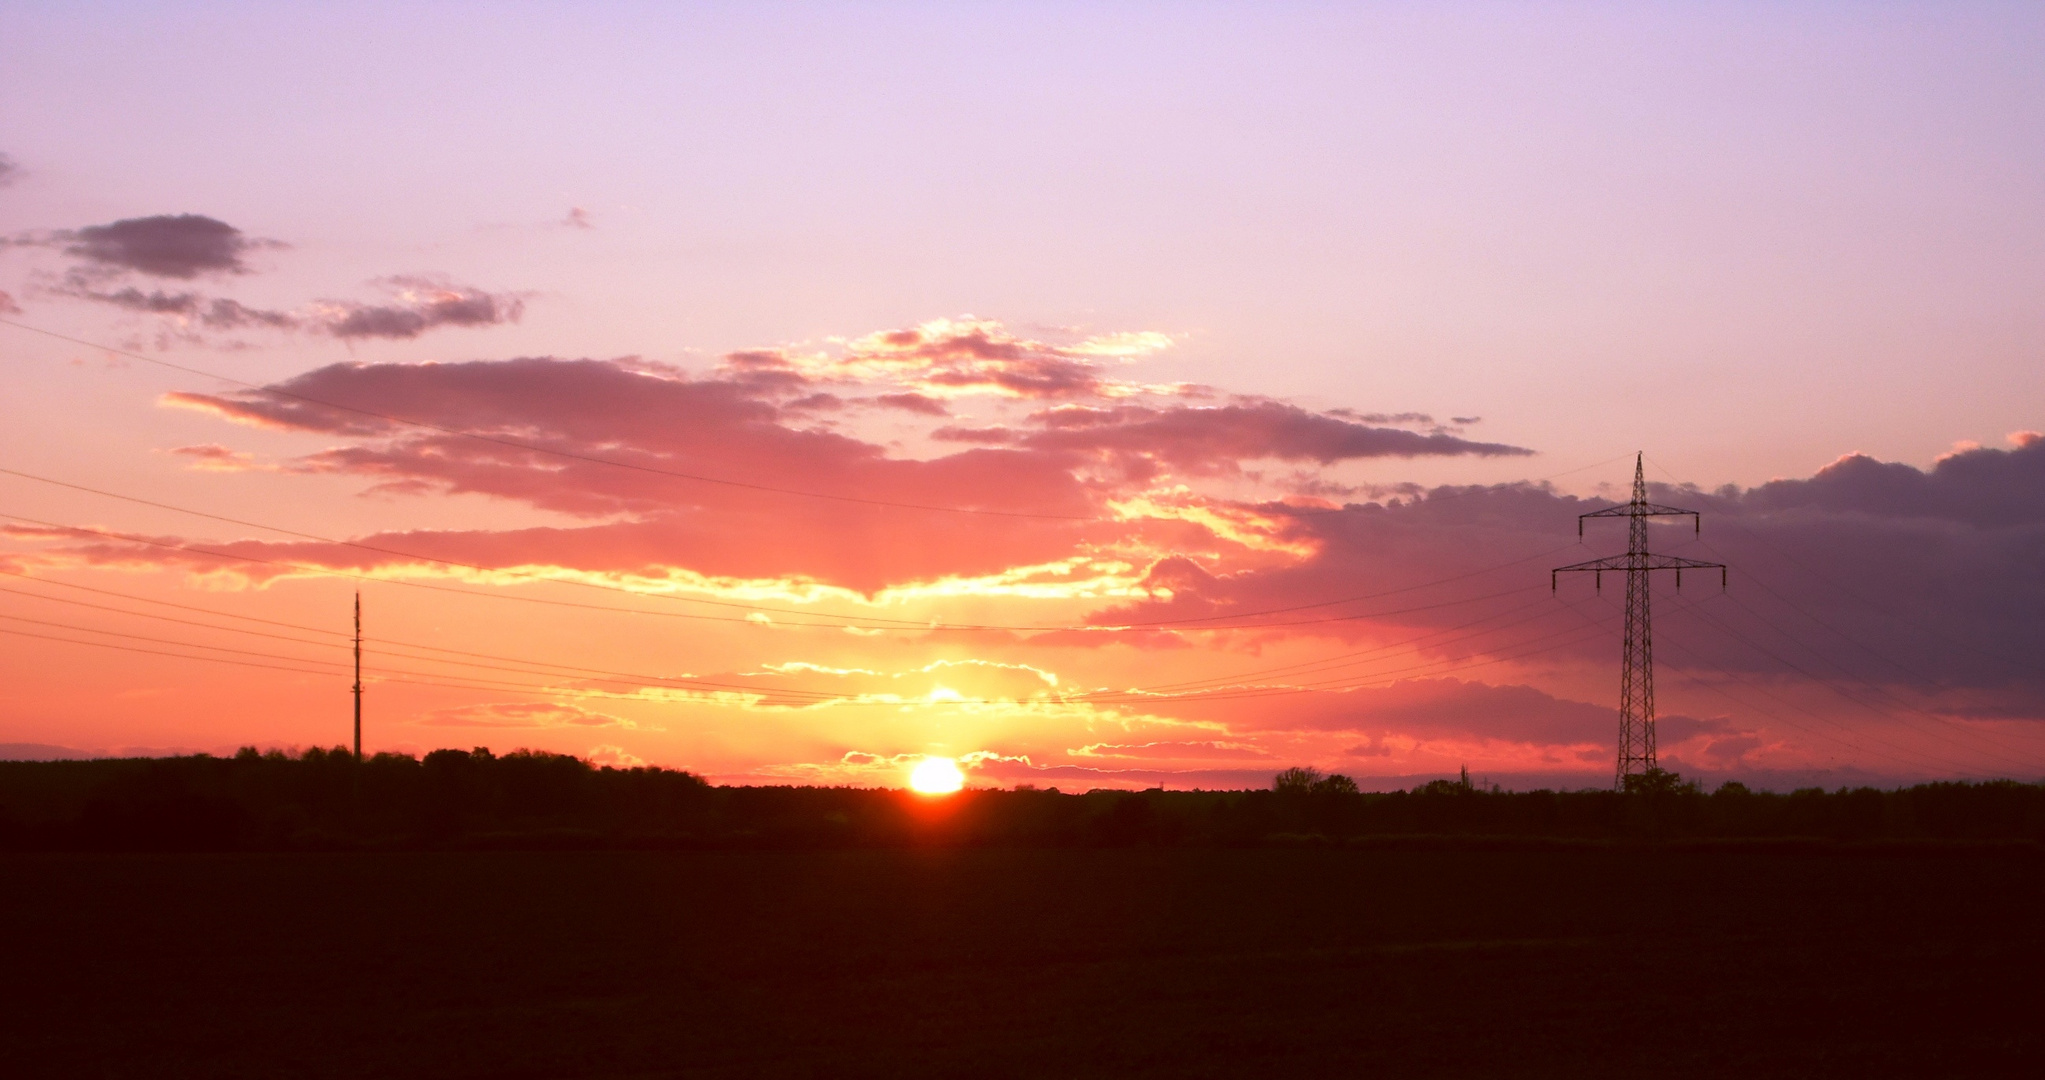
[1016, 400, 1531, 477]
[315, 276, 524, 340]
[717, 317, 1182, 402]
[1071, 740, 1273, 761]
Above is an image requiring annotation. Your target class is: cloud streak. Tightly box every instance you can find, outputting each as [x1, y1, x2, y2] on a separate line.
[74, 286, 297, 329]
[415, 701, 633, 728]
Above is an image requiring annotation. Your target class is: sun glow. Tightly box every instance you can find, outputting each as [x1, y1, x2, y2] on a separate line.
[908, 756, 966, 795]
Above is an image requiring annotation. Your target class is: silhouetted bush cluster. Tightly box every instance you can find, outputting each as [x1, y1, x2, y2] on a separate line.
[0, 747, 709, 850]
[0, 750, 2040, 850]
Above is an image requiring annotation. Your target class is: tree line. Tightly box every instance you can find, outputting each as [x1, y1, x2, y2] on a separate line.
[0, 748, 2040, 850]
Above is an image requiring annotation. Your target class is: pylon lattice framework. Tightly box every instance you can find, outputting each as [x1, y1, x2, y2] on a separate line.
[1553, 454, 1726, 790]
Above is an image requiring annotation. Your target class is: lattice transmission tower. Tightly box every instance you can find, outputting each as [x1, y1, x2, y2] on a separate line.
[1553, 454, 1727, 790]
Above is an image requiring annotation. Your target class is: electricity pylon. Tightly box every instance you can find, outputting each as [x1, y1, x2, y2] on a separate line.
[1553, 454, 1726, 790]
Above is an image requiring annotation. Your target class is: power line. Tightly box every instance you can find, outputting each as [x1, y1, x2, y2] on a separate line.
[1671, 592, 2043, 768]
[0, 623, 693, 701]
[1560, 570, 2045, 776]
[1707, 585, 2045, 759]
[0, 611, 354, 669]
[0, 581, 346, 648]
[0, 625, 353, 680]
[1080, 596, 1613, 703]
[0, 566, 349, 636]
[0, 572, 838, 698]
[1648, 589, 2032, 772]
[0, 608, 842, 703]
[1104, 618, 1615, 705]
[0, 578, 776, 692]
[1660, 640, 2003, 776]
[1099, 595, 1567, 697]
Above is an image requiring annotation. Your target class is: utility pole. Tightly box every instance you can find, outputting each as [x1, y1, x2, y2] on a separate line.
[352, 591, 363, 761]
[1553, 454, 1726, 790]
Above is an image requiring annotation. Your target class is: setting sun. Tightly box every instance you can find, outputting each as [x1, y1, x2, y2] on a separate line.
[908, 756, 966, 795]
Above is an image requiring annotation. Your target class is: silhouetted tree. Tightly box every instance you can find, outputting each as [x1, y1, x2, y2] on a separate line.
[1273, 767, 1323, 795]
[1312, 774, 1359, 796]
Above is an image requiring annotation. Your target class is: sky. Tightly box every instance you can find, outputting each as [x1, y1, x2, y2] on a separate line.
[0, 2, 2041, 790]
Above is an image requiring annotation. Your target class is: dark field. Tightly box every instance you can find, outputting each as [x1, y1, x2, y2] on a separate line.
[4, 847, 2040, 1078]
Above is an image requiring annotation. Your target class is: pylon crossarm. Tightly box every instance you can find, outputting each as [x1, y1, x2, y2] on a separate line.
[1579, 501, 1699, 520]
[1553, 553, 1726, 593]
[1578, 506, 1702, 540]
[1553, 554, 1632, 573]
[1553, 554, 1723, 574]
[1642, 554, 1725, 572]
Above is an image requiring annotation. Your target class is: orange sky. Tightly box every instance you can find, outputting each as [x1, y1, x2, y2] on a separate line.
[3, 6, 2044, 789]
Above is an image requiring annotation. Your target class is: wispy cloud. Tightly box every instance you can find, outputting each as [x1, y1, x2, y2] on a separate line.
[162, 443, 262, 472]
[415, 701, 634, 728]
